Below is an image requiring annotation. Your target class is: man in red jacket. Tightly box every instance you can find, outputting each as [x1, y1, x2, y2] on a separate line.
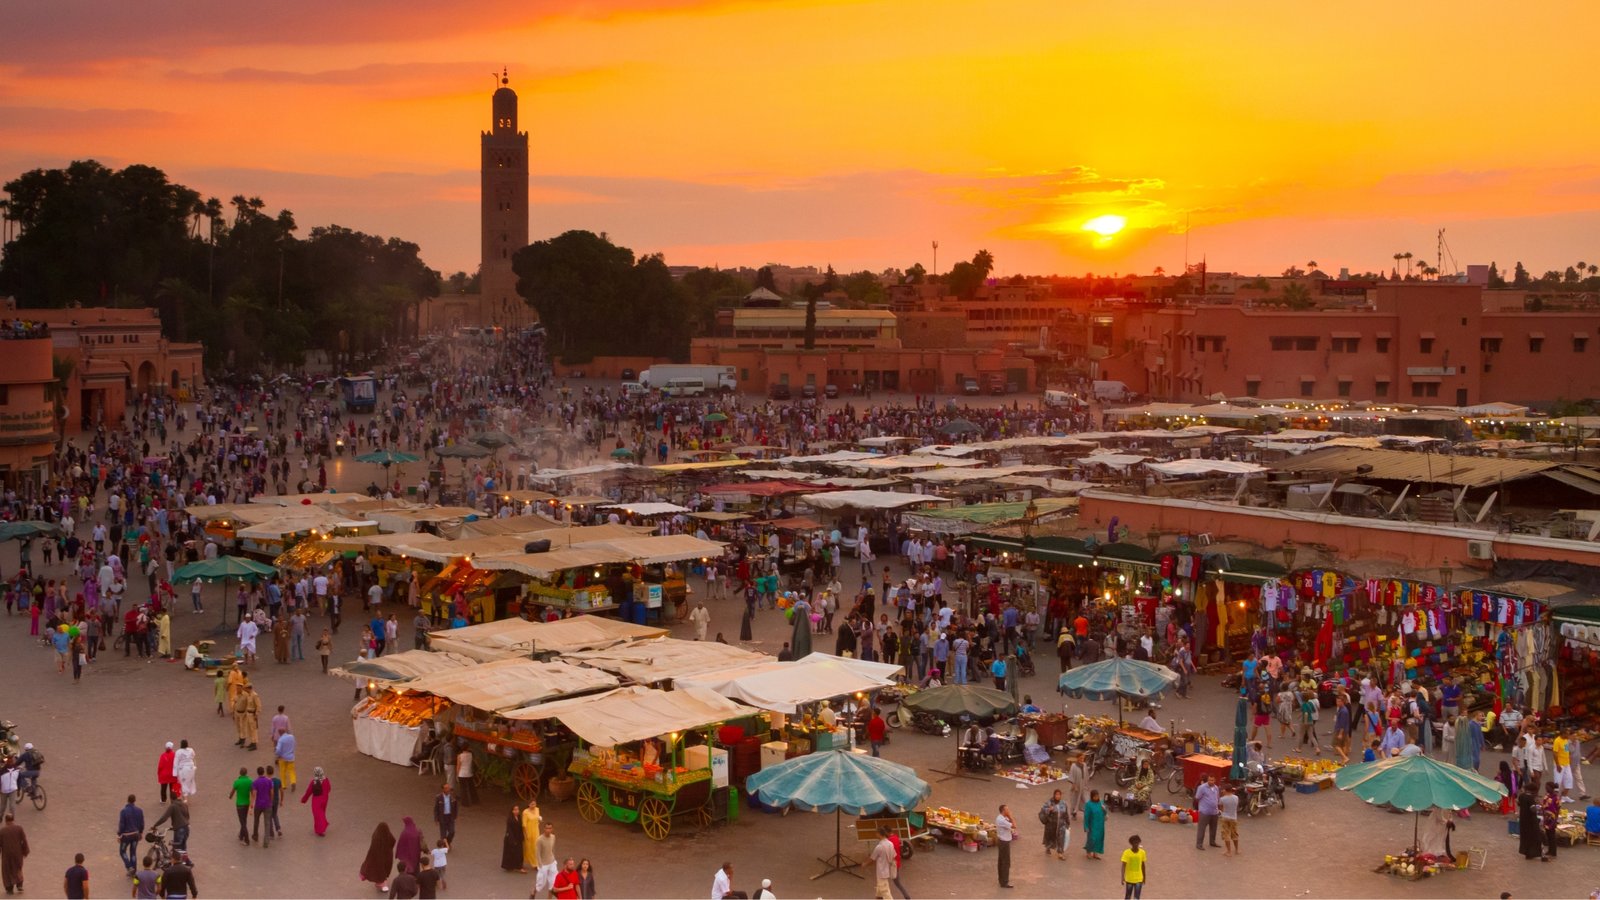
[551, 857, 581, 899]
[867, 707, 888, 757]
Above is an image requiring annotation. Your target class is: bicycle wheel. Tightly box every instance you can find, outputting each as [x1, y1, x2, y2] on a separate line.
[1166, 766, 1184, 795]
[30, 783, 46, 810]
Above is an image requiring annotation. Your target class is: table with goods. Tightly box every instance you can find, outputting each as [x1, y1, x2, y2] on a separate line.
[353, 693, 451, 766]
[924, 806, 998, 850]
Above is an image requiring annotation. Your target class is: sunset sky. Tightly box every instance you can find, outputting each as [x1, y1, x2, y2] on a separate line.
[4, 0, 1599, 280]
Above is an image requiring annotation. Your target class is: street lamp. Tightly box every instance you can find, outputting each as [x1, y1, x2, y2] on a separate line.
[1145, 525, 1161, 554]
[1280, 539, 1298, 571]
[1020, 499, 1040, 546]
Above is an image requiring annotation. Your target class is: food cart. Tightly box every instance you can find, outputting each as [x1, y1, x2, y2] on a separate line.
[503, 685, 761, 840]
[395, 658, 619, 802]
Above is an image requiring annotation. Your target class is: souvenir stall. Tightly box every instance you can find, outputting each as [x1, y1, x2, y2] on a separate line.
[421, 557, 527, 624]
[469, 548, 631, 617]
[506, 685, 763, 839]
[602, 534, 727, 622]
[1554, 605, 1600, 730]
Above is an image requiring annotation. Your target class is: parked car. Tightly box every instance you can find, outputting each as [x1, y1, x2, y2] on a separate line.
[620, 367, 636, 380]
[801, 384, 818, 399]
[823, 383, 839, 399]
[770, 383, 792, 400]
[621, 381, 649, 398]
[962, 378, 981, 395]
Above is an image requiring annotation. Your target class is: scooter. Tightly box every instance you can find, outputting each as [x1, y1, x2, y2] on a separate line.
[892, 706, 951, 736]
[1242, 763, 1290, 816]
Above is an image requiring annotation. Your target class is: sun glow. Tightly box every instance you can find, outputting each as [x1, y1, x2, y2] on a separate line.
[1082, 214, 1127, 237]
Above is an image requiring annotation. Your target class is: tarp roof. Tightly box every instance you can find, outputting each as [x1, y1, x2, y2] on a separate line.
[1269, 447, 1592, 489]
[703, 480, 822, 497]
[235, 513, 347, 540]
[564, 638, 771, 684]
[424, 614, 667, 661]
[674, 652, 902, 713]
[1146, 459, 1268, 477]
[777, 450, 882, 465]
[801, 490, 943, 511]
[499, 685, 761, 747]
[911, 497, 1078, 524]
[585, 534, 728, 565]
[905, 465, 1065, 484]
[909, 436, 1096, 456]
[470, 548, 630, 578]
[399, 658, 619, 711]
[839, 455, 985, 471]
[597, 502, 691, 516]
[329, 649, 477, 685]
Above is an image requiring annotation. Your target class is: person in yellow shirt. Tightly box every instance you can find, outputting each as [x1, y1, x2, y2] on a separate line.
[1553, 732, 1574, 801]
[1120, 833, 1147, 900]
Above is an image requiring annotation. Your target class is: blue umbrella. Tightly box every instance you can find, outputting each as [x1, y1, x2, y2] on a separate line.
[746, 749, 931, 879]
[1058, 656, 1180, 723]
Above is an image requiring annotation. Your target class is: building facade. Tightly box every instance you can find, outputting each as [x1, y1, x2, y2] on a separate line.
[1093, 283, 1600, 406]
[21, 307, 204, 434]
[0, 326, 59, 489]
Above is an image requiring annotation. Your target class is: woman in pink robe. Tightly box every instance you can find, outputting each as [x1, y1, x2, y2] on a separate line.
[300, 767, 332, 835]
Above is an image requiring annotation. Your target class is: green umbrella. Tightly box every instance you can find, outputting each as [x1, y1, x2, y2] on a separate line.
[609, 447, 635, 459]
[1231, 696, 1250, 781]
[1057, 657, 1180, 723]
[174, 557, 278, 628]
[469, 430, 517, 449]
[435, 443, 491, 459]
[746, 749, 931, 879]
[354, 449, 421, 466]
[940, 419, 980, 436]
[702, 412, 729, 423]
[0, 521, 62, 542]
[901, 684, 1017, 720]
[1333, 754, 1506, 853]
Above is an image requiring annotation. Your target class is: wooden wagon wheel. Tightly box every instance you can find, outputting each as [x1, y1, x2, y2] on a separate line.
[639, 796, 671, 841]
[693, 805, 713, 829]
[511, 761, 541, 803]
[576, 780, 603, 823]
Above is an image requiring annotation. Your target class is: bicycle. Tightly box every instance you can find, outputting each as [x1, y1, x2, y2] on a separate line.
[18, 779, 46, 811]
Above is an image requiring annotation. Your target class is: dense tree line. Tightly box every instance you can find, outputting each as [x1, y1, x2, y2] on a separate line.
[0, 160, 440, 370]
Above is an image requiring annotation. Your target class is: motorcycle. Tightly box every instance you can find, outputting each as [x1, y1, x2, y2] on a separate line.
[892, 706, 951, 737]
[1242, 763, 1290, 816]
[334, 438, 346, 457]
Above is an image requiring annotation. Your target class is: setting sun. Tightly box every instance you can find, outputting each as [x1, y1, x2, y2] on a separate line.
[1082, 214, 1127, 237]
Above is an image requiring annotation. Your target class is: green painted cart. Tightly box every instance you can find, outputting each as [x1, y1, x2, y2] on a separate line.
[571, 758, 717, 841]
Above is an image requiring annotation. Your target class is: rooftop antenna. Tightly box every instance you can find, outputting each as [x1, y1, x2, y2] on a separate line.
[931, 240, 939, 278]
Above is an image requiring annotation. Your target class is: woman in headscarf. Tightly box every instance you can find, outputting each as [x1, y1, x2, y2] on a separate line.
[1516, 787, 1544, 860]
[301, 767, 332, 836]
[521, 802, 543, 870]
[173, 739, 198, 798]
[1495, 760, 1519, 816]
[394, 816, 424, 876]
[1081, 789, 1106, 860]
[360, 821, 396, 890]
[501, 805, 526, 873]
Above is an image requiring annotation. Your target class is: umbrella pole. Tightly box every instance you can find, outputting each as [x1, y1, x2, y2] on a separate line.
[932, 719, 987, 783]
[812, 807, 862, 880]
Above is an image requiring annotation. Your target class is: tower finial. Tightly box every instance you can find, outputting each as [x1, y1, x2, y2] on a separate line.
[501, 66, 509, 86]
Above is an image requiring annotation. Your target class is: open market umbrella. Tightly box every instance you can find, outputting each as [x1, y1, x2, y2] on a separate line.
[609, 447, 635, 459]
[746, 749, 931, 879]
[0, 520, 62, 542]
[174, 556, 278, 629]
[902, 684, 1018, 782]
[1231, 696, 1250, 781]
[469, 430, 517, 449]
[353, 449, 421, 466]
[435, 443, 492, 459]
[940, 419, 980, 436]
[1333, 754, 1506, 853]
[702, 412, 729, 423]
[1057, 656, 1180, 724]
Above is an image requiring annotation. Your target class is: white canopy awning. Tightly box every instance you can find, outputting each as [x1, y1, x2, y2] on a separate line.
[1146, 459, 1268, 477]
[674, 652, 902, 713]
[800, 490, 942, 511]
[565, 638, 771, 685]
[398, 658, 619, 712]
[423, 614, 667, 661]
[598, 502, 691, 517]
[500, 685, 761, 747]
[588, 534, 728, 565]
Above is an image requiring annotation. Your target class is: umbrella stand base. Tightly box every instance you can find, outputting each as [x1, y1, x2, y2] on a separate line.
[811, 853, 862, 880]
[930, 767, 989, 783]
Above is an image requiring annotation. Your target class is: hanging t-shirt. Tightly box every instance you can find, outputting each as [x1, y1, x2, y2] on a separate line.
[1264, 584, 1279, 612]
[1401, 611, 1417, 634]
[1321, 571, 1337, 599]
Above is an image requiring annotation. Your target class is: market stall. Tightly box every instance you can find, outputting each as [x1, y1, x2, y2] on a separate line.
[424, 614, 668, 662]
[563, 638, 772, 687]
[676, 652, 901, 754]
[504, 685, 763, 839]
[397, 658, 621, 799]
[352, 692, 450, 766]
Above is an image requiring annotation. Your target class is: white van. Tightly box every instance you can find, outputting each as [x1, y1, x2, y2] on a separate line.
[663, 378, 706, 398]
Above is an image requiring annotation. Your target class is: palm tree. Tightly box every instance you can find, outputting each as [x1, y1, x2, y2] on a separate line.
[1402, 252, 1414, 278]
[1393, 253, 1404, 279]
[1153, 266, 1165, 278]
[1307, 260, 1319, 271]
[1587, 264, 1598, 279]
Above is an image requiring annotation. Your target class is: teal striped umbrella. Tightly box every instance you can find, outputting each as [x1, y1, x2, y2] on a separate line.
[1334, 754, 1506, 852]
[746, 749, 931, 880]
[1058, 656, 1180, 724]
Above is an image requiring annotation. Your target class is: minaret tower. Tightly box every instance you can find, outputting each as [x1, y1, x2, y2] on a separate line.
[480, 68, 529, 326]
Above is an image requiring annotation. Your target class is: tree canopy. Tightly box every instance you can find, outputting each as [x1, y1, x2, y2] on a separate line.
[0, 160, 440, 369]
[512, 230, 698, 359]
